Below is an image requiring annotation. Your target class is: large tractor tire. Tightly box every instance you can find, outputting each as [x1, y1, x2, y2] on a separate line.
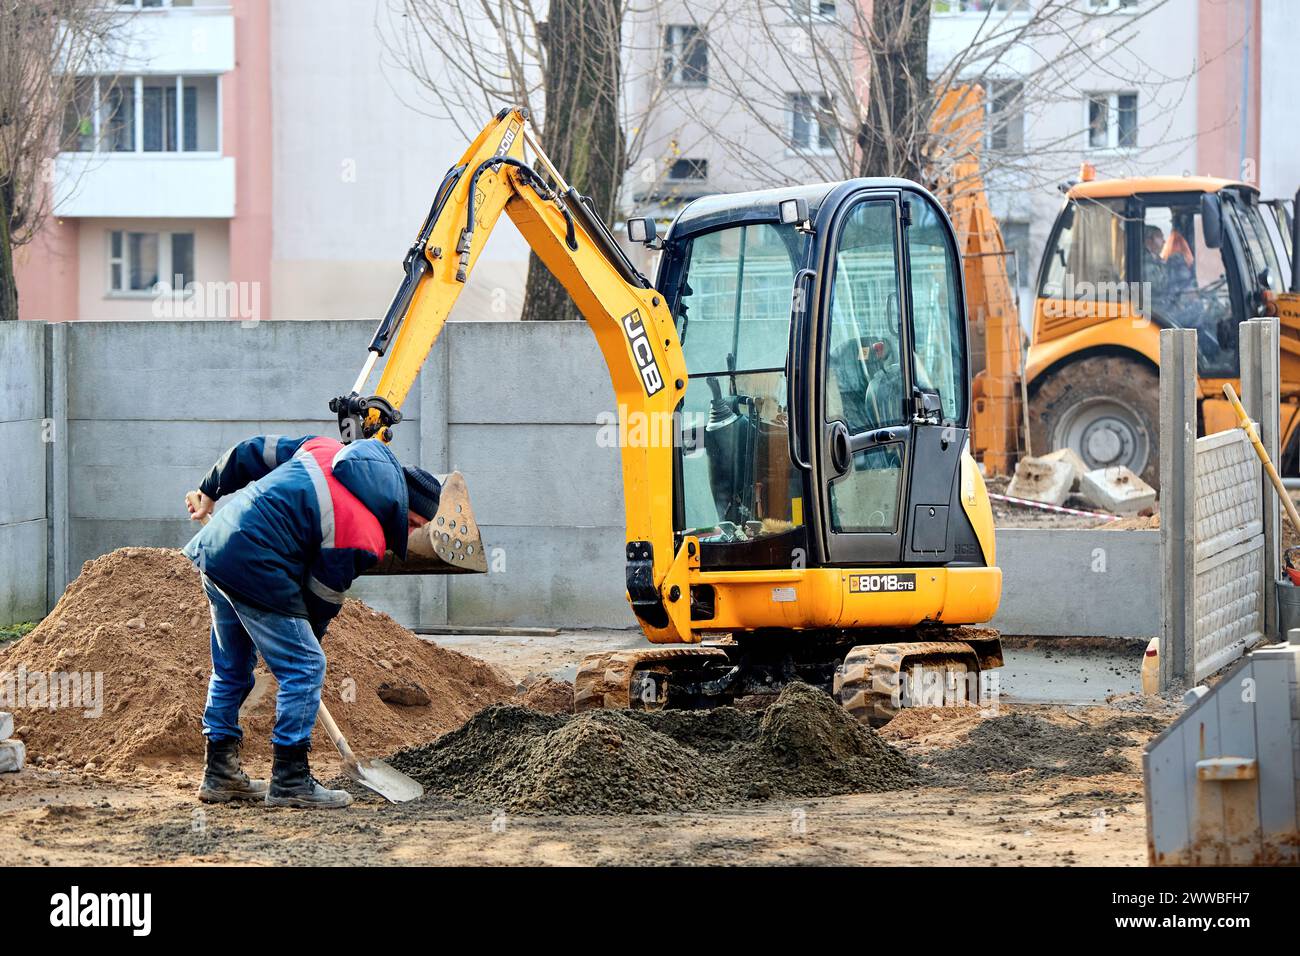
[1028, 355, 1160, 489]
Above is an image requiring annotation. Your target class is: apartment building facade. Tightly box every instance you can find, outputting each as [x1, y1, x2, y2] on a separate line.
[16, 0, 1297, 324]
[17, 0, 270, 323]
[625, 0, 1298, 301]
[16, 0, 528, 324]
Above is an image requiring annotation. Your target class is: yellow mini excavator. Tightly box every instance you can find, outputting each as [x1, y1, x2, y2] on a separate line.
[330, 108, 1003, 724]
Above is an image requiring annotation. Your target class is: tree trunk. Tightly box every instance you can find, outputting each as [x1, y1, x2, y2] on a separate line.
[521, 0, 625, 322]
[857, 0, 931, 183]
[0, 180, 19, 323]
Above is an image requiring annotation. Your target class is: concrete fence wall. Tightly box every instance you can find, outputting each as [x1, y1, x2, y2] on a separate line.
[990, 528, 1161, 638]
[0, 318, 1161, 637]
[1161, 322, 1279, 688]
[0, 319, 633, 630]
[0, 323, 49, 625]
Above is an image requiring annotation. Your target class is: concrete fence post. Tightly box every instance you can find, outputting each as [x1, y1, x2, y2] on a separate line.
[1240, 317, 1281, 640]
[44, 322, 69, 613]
[416, 336, 451, 628]
[1160, 328, 1198, 689]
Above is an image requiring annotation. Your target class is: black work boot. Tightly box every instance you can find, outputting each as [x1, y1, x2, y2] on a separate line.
[265, 742, 353, 809]
[198, 737, 268, 803]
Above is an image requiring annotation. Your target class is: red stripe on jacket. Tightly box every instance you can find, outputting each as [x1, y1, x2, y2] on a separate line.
[302, 437, 387, 559]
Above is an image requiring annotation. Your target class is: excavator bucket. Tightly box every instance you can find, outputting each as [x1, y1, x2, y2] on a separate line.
[366, 471, 489, 575]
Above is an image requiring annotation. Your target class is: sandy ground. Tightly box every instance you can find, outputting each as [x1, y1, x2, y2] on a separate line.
[0, 633, 1162, 867]
[0, 760, 1146, 866]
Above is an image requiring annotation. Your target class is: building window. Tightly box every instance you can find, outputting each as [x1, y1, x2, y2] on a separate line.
[1087, 0, 1139, 11]
[61, 75, 219, 154]
[116, 0, 196, 9]
[107, 229, 195, 294]
[932, 0, 1029, 13]
[668, 158, 708, 181]
[789, 92, 835, 153]
[987, 79, 1024, 153]
[791, 0, 837, 18]
[664, 25, 708, 86]
[1086, 91, 1138, 149]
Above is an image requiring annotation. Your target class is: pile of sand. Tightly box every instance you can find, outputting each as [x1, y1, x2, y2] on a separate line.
[514, 676, 574, 714]
[0, 548, 514, 772]
[391, 682, 919, 814]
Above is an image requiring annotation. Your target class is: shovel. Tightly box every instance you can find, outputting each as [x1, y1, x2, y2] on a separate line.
[315, 701, 423, 802]
[187, 491, 424, 803]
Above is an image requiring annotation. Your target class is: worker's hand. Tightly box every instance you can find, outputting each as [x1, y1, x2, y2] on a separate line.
[186, 490, 215, 522]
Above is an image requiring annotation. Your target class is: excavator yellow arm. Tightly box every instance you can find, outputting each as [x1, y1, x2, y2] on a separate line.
[336, 108, 694, 641]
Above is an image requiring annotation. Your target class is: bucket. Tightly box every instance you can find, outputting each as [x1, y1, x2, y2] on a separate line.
[1277, 578, 1300, 643]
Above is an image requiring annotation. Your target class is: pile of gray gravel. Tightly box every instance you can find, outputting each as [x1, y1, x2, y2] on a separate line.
[389, 682, 919, 814]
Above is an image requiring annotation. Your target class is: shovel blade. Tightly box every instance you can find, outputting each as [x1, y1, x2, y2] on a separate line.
[347, 757, 424, 803]
[365, 471, 488, 575]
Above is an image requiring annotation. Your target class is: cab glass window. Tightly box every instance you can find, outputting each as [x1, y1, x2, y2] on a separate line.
[673, 223, 801, 375]
[1039, 198, 1127, 300]
[671, 222, 805, 545]
[907, 198, 965, 424]
[826, 201, 906, 432]
[825, 198, 906, 534]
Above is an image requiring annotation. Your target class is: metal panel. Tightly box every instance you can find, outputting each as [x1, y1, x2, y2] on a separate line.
[1185, 688, 1225, 865]
[1214, 660, 1263, 864]
[1251, 646, 1299, 863]
[1145, 648, 1300, 866]
[1145, 720, 1192, 865]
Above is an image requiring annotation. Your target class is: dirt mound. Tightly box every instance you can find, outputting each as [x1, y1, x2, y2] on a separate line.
[0, 548, 513, 772]
[925, 712, 1134, 780]
[391, 682, 918, 814]
[514, 676, 573, 714]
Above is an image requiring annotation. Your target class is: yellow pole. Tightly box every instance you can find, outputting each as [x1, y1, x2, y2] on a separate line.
[1222, 382, 1300, 534]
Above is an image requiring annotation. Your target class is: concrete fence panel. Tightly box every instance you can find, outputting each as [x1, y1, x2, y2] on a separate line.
[0, 322, 49, 625]
[1161, 323, 1277, 688]
[2, 318, 1174, 636]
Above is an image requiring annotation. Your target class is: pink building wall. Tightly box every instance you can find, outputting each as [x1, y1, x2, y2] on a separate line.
[1196, 0, 1262, 183]
[13, 213, 79, 323]
[15, 0, 272, 322]
[226, 0, 273, 321]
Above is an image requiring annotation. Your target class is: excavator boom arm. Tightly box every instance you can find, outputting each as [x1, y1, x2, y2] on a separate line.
[337, 108, 695, 642]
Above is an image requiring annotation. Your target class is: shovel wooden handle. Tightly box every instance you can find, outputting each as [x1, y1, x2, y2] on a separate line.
[315, 701, 359, 769]
[1222, 383, 1300, 535]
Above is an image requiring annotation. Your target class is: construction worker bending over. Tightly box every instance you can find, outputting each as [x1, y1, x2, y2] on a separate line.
[183, 435, 442, 809]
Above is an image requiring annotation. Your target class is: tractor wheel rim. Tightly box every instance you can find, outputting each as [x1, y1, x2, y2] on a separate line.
[1054, 396, 1149, 476]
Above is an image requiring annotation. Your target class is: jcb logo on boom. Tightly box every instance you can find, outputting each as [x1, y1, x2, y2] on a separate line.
[621, 310, 665, 397]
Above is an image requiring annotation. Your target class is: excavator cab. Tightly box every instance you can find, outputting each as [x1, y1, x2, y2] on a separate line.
[659, 181, 987, 581]
[331, 108, 1002, 722]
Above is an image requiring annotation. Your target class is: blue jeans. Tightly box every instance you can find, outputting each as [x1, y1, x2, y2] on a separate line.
[201, 576, 326, 747]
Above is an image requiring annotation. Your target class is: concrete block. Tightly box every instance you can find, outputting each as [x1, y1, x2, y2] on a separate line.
[1040, 447, 1088, 489]
[1081, 465, 1157, 514]
[0, 713, 11, 740]
[1006, 455, 1073, 506]
[0, 738, 24, 773]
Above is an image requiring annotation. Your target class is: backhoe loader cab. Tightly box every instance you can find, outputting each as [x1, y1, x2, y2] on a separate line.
[336, 109, 1001, 723]
[1027, 176, 1300, 484]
